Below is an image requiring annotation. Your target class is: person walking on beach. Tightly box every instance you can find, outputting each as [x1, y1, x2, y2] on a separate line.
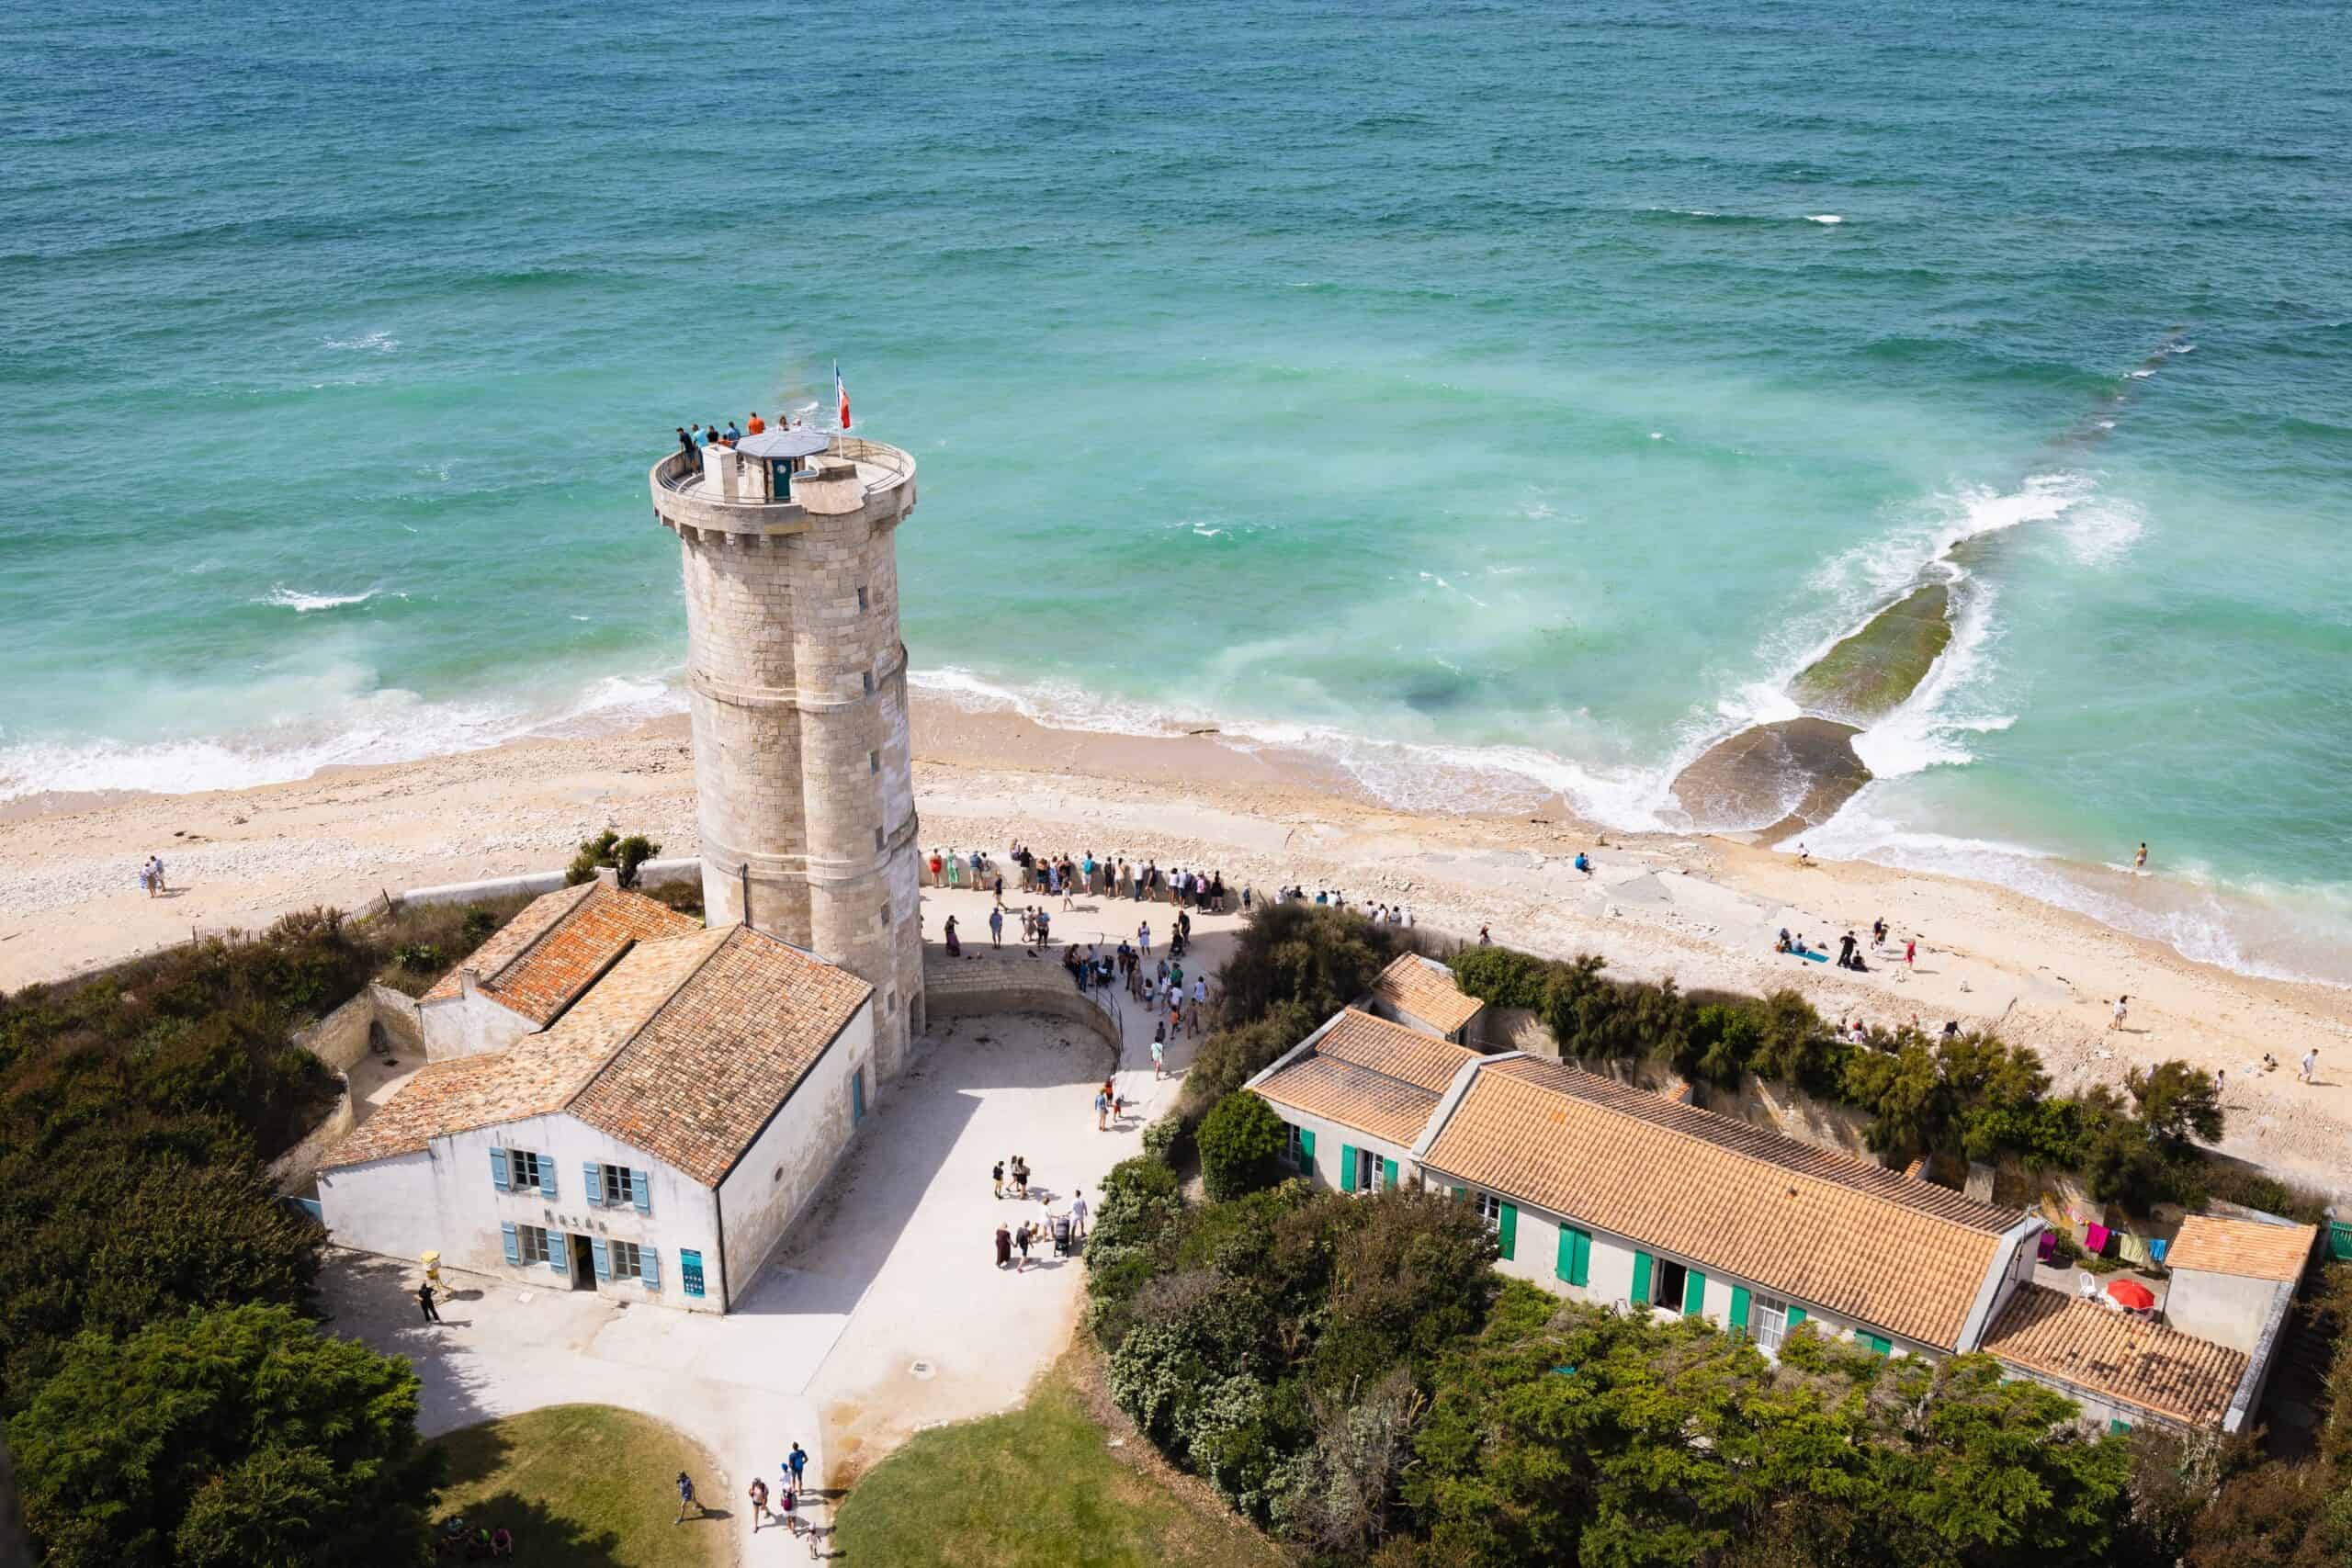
[1151, 1024, 1166, 1078]
[1904, 938, 1917, 969]
[2301, 1048, 2319, 1084]
[992, 1158, 1004, 1200]
[788, 1442, 808, 1496]
[2109, 995, 2130, 1032]
[994, 1222, 1012, 1269]
[675, 1472, 704, 1524]
[1015, 1220, 1033, 1272]
[749, 1475, 773, 1532]
[1069, 1189, 1089, 1242]
[415, 1280, 441, 1324]
[1478, 924, 1492, 945]
[989, 907, 1003, 947]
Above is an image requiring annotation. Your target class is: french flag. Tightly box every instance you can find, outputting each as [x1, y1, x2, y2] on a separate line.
[834, 361, 851, 431]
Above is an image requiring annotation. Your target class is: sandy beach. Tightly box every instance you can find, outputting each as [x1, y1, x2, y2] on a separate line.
[5, 696, 2346, 1201]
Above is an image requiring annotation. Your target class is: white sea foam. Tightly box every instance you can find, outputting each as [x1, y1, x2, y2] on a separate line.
[2129, 367, 2156, 378]
[2059, 495, 2145, 567]
[323, 331, 398, 353]
[257, 586, 382, 613]
[1805, 214, 1845, 224]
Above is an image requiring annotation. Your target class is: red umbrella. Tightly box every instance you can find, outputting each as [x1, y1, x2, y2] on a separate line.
[2108, 1279, 2156, 1311]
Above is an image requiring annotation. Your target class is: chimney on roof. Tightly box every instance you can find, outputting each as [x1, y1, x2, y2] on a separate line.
[594, 865, 620, 888]
[458, 968, 481, 1000]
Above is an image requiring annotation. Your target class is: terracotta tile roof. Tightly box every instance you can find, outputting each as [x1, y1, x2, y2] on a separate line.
[2165, 1216, 2317, 1282]
[571, 928, 874, 1185]
[1984, 1286, 2246, 1428]
[1255, 1057, 1442, 1147]
[1420, 1056, 2023, 1350]
[1317, 1008, 1484, 1093]
[420, 883, 700, 1025]
[1369, 953, 1486, 1035]
[328, 928, 871, 1185]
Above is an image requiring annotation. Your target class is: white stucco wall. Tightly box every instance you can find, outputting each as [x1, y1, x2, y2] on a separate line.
[715, 1001, 876, 1306]
[318, 1150, 440, 1263]
[418, 992, 538, 1062]
[1269, 1107, 1419, 1193]
[2165, 1268, 2282, 1353]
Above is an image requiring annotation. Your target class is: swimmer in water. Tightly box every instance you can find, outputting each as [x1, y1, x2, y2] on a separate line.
[2134, 841, 2148, 873]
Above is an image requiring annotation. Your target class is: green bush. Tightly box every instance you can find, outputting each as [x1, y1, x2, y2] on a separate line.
[1199, 1092, 1291, 1201]
[1447, 945, 1552, 1010]
[1142, 1111, 1187, 1165]
[564, 829, 662, 889]
[1179, 1001, 1320, 1123]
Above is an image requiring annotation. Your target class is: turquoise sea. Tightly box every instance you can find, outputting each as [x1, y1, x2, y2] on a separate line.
[5, 1, 2349, 980]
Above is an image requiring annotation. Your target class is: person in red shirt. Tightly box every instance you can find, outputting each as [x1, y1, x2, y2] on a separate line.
[746, 411, 766, 434]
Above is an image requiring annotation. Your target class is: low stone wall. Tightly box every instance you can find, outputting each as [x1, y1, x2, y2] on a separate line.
[267, 1075, 356, 1192]
[1476, 1006, 1554, 1056]
[397, 857, 701, 910]
[368, 982, 424, 1056]
[294, 990, 379, 1073]
[922, 953, 1124, 1064]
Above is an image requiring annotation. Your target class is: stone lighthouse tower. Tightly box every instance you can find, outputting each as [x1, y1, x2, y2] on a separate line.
[649, 430, 924, 1074]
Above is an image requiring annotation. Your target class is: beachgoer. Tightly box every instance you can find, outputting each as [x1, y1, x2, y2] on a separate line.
[675, 1472, 703, 1524]
[944, 915, 960, 957]
[992, 1159, 1004, 1200]
[1138, 920, 1150, 955]
[1575, 852, 1592, 875]
[2301, 1049, 2319, 1083]
[1015, 1221, 1033, 1272]
[676, 426, 696, 463]
[1069, 1189, 1088, 1241]
[994, 1222, 1012, 1269]
[1151, 1031, 1166, 1078]
[2135, 841, 2148, 872]
[2109, 996, 2128, 1032]
[750, 1476, 772, 1531]
[416, 1281, 441, 1324]
[2214, 1067, 2225, 1097]
[747, 410, 765, 435]
[1905, 939, 1917, 968]
[723, 419, 741, 444]
[1095, 1089, 1110, 1132]
[1796, 842, 1814, 864]
[788, 1443, 808, 1494]
[1478, 924, 1491, 945]
[989, 908, 1003, 947]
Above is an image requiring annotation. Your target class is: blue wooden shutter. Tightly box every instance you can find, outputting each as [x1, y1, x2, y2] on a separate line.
[1340, 1145, 1358, 1193]
[1683, 1269, 1707, 1316]
[681, 1249, 706, 1298]
[591, 1237, 611, 1280]
[1497, 1203, 1518, 1261]
[640, 1247, 661, 1291]
[501, 1221, 520, 1264]
[1631, 1250, 1654, 1307]
[1382, 1157, 1399, 1190]
[547, 1233, 569, 1274]
[583, 1162, 604, 1207]
[1730, 1286, 1753, 1338]
[632, 1169, 652, 1214]
[539, 1160, 558, 1201]
[490, 1147, 510, 1191]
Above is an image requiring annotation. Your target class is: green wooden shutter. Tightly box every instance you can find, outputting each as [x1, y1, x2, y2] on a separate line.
[1382, 1157, 1399, 1190]
[1860, 1332, 1891, 1356]
[1340, 1145, 1358, 1193]
[1452, 1185, 1466, 1201]
[1557, 1225, 1577, 1282]
[1298, 1128, 1315, 1168]
[490, 1147, 510, 1191]
[1497, 1203, 1518, 1261]
[1786, 1305, 1806, 1327]
[1729, 1286, 1752, 1338]
[1683, 1269, 1707, 1316]
[1631, 1250, 1654, 1308]
[1570, 1228, 1591, 1286]
[547, 1233, 568, 1275]
[632, 1169, 652, 1214]
[539, 1160, 558, 1201]
[582, 1162, 604, 1207]
[2107, 1417, 2132, 1435]
[591, 1237, 611, 1280]
[501, 1221, 521, 1264]
[640, 1247, 661, 1291]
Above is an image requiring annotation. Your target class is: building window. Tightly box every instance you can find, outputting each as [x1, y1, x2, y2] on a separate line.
[857, 585, 869, 612]
[587, 1162, 648, 1213]
[886, 988, 897, 1016]
[507, 1149, 543, 1192]
[862, 670, 876, 695]
[609, 1239, 645, 1280]
[869, 749, 880, 774]
[1474, 1191, 1504, 1231]
[492, 1145, 555, 1198]
[1285, 1123, 1308, 1168]
[874, 825, 886, 852]
[516, 1224, 553, 1266]
[681, 1248, 707, 1299]
[1352, 1146, 1379, 1194]
[1752, 1295, 1791, 1354]
[878, 902, 890, 929]
[1654, 1258, 1690, 1310]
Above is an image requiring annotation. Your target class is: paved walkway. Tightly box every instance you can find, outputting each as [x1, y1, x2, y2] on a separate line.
[320, 886, 1249, 1562]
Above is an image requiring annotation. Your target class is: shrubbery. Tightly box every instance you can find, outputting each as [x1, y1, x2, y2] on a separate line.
[1198, 1090, 1290, 1201]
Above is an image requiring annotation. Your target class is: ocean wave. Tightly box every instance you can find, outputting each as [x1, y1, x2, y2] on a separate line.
[1805, 214, 1845, 225]
[258, 586, 383, 613]
[0, 665, 683, 802]
[323, 331, 398, 353]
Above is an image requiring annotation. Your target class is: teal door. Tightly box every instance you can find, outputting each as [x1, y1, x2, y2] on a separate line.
[853, 1066, 867, 1125]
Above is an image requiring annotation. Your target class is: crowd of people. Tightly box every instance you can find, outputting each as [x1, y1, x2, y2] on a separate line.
[1775, 916, 1915, 974]
[673, 409, 812, 465]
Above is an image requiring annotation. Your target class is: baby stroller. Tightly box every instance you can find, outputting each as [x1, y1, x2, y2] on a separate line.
[1052, 1213, 1076, 1257]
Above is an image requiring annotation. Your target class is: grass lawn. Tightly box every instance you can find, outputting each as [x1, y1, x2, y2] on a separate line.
[832, 1351, 1288, 1567]
[430, 1404, 729, 1567]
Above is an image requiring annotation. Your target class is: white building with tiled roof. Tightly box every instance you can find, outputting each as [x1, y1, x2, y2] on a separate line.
[320, 914, 876, 1313]
[1364, 953, 1487, 1042]
[1249, 1003, 2300, 1432]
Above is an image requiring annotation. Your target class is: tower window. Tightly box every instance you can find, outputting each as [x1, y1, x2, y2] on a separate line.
[878, 903, 890, 928]
[862, 671, 876, 695]
[868, 749, 880, 773]
[874, 826, 885, 852]
[886, 987, 898, 1015]
[857, 585, 870, 612]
